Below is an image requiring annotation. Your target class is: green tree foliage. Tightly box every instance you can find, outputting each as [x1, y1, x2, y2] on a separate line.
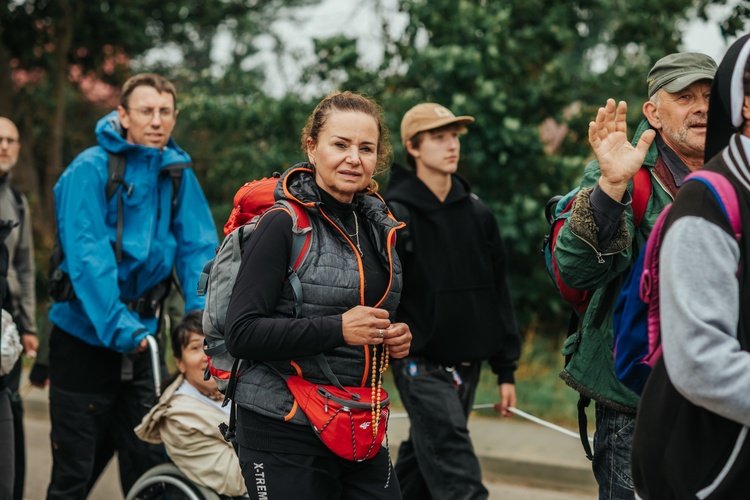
[0, 0, 316, 245]
[392, 0, 750, 333]
[174, 74, 314, 231]
[302, 0, 746, 333]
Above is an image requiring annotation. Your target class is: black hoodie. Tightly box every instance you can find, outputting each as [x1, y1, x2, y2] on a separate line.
[384, 164, 520, 383]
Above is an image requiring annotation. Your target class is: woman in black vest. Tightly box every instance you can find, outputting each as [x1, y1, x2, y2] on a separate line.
[225, 91, 412, 499]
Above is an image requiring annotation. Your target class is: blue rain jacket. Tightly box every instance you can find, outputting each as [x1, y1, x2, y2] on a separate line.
[49, 112, 218, 353]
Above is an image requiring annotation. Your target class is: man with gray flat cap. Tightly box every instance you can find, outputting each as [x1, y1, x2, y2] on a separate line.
[385, 103, 521, 499]
[554, 52, 717, 499]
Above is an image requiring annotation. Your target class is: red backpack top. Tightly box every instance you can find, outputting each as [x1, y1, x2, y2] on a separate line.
[224, 174, 288, 236]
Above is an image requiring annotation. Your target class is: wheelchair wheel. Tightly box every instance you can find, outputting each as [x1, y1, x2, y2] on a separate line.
[126, 463, 221, 500]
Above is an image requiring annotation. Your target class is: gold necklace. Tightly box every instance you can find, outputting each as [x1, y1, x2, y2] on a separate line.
[348, 212, 363, 256]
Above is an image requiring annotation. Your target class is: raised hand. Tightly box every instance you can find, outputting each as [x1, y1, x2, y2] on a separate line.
[588, 99, 655, 201]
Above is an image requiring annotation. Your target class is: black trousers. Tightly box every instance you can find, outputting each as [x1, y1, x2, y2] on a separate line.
[0, 360, 24, 500]
[237, 445, 401, 500]
[0, 387, 14, 500]
[392, 357, 488, 500]
[46, 333, 166, 500]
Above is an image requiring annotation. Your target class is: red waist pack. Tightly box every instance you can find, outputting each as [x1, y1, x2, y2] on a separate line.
[286, 375, 389, 462]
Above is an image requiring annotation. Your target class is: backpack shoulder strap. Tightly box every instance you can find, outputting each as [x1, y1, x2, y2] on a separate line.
[106, 152, 128, 263]
[276, 199, 311, 270]
[684, 170, 742, 240]
[275, 200, 312, 318]
[161, 162, 189, 210]
[631, 166, 652, 227]
[105, 152, 127, 200]
[9, 187, 24, 232]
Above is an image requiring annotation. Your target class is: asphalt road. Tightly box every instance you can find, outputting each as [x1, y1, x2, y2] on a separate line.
[21, 415, 594, 500]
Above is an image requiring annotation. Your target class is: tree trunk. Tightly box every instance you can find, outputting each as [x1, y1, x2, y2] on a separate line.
[0, 41, 13, 115]
[40, 0, 74, 248]
[0, 40, 42, 250]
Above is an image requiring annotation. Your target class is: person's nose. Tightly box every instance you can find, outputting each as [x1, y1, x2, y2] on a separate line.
[347, 147, 361, 166]
[149, 110, 163, 126]
[694, 96, 709, 115]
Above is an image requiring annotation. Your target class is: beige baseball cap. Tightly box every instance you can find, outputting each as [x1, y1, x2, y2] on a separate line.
[400, 103, 474, 147]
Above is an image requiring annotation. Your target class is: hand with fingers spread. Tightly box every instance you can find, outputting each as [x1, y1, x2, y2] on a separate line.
[341, 305, 393, 347]
[589, 99, 656, 202]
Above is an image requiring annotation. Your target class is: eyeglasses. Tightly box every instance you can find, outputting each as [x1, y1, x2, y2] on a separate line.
[0, 137, 19, 146]
[126, 106, 175, 122]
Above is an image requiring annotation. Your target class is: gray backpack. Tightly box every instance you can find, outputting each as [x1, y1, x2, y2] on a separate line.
[197, 194, 311, 395]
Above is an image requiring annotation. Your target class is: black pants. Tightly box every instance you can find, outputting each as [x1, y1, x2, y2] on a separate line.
[0, 387, 14, 500]
[47, 328, 166, 499]
[0, 360, 24, 500]
[237, 445, 401, 500]
[392, 357, 488, 500]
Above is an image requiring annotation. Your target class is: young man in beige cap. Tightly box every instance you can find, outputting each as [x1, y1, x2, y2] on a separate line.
[554, 52, 717, 499]
[384, 103, 521, 500]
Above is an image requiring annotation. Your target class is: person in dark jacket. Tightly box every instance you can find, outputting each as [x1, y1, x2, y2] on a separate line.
[632, 34, 750, 499]
[553, 52, 716, 499]
[384, 103, 521, 500]
[224, 90, 412, 499]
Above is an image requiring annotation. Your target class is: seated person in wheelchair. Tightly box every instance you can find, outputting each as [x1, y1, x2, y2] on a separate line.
[135, 311, 246, 497]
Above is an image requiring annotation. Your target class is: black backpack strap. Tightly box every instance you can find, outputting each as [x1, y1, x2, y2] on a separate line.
[577, 394, 594, 461]
[218, 357, 242, 443]
[106, 153, 130, 263]
[160, 162, 188, 212]
[105, 152, 127, 200]
[9, 188, 24, 233]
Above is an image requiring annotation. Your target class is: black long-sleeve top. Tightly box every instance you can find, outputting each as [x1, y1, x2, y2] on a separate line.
[224, 187, 389, 454]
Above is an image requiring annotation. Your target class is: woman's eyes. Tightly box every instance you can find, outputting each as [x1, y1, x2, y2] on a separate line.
[333, 142, 373, 153]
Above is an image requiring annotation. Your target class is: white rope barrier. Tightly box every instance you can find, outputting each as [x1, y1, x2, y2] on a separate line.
[391, 404, 592, 442]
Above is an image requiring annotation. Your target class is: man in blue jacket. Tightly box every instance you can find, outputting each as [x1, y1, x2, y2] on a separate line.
[46, 73, 218, 499]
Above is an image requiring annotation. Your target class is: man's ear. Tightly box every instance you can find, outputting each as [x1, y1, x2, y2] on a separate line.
[642, 100, 662, 131]
[117, 105, 130, 131]
[405, 140, 420, 159]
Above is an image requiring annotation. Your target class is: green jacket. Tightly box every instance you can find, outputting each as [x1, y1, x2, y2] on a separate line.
[555, 119, 674, 413]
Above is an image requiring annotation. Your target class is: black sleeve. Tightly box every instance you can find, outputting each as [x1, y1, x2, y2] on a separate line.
[224, 210, 345, 361]
[590, 183, 630, 248]
[481, 205, 521, 384]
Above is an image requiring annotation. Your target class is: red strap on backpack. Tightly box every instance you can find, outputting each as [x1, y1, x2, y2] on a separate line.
[552, 167, 652, 315]
[631, 166, 651, 227]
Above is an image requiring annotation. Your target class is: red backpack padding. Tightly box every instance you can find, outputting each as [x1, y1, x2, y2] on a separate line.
[546, 166, 652, 315]
[613, 170, 742, 395]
